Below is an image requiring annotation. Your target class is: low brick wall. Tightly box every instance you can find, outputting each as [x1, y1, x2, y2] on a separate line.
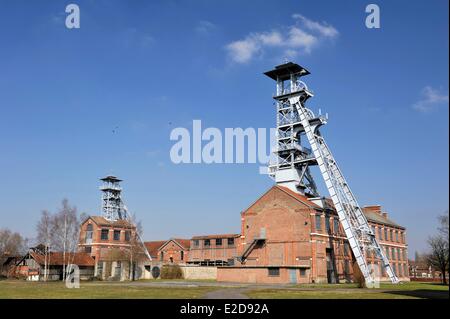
[180, 266, 217, 280]
[217, 266, 310, 284]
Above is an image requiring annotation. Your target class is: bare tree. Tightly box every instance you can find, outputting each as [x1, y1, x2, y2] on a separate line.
[35, 200, 82, 281]
[0, 228, 27, 275]
[124, 215, 149, 281]
[36, 210, 52, 280]
[51, 199, 80, 280]
[427, 212, 449, 285]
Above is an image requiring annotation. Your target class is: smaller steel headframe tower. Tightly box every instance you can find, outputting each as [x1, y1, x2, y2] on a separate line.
[265, 62, 325, 196]
[100, 175, 127, 221]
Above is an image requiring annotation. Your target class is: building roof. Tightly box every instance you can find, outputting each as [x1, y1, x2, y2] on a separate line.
[247, 185, 404, 229]
[191, 234, 240, 240]
[144, 241, 166, 257]
[170, 238, 191, 249]
[264, 62, 310, 81]
[275, 186, 321, 209]
[100, 175, 122, 182]
[29, 252, 95, 267]
[362, 209, 404, 229]
[86, 216, 135, 229]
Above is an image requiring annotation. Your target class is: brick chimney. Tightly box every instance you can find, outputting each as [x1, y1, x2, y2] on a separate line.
[363, 205, 382, 215]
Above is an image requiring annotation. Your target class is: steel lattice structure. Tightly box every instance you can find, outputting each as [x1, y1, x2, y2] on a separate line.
[265, 62, 399, 285]
[99, 175, 152, 261]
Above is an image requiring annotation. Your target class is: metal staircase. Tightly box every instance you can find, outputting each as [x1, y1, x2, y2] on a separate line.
[238, 238, 266, 263]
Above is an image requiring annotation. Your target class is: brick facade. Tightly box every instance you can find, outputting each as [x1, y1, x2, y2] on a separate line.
[217, 185, 409, 284]
[188, 234, 240, 266]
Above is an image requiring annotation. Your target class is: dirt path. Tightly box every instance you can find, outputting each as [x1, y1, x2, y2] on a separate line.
[203, 288, 249, 299]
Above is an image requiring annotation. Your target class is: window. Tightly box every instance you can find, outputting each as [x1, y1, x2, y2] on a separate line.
[268, 267, 280, 276]
[85, 246, 92, 253]
[180, 251, 184, 261]
[227, 238, 235, 246]
[216, 238, 222, 246]
[395, 231, 399, 242]
[389, 230, 393, 241]
[227, 258, 235, 266]
[299, 269, 306, 277]
[204, 239, 210, 247]
[97, 262, 103, 276]
[193, 239, 199, 247]
[333, 218, 340, 234]
[113, 230, 121, 241]
[86, 224, 93, 231]
[85, 227, 93, 241]
[160, 252, 164, 261]
[325, 216, 331, 233]
[125, 231, 131, 242]
[371, 226, 376, 237]
[384, 228, 388, 241]
[101, 229, 109, 240]
[378, 227, 383, 240]
[385, 247, 389, 259]
[315, 215, 322, 231]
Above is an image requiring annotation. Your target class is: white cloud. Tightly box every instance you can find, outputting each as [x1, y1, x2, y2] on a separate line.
[226, 37, 261, 63]
[413, 86, 449, 112]
[287, 27, 318, 53]
[292, 14, 339, 38]
[226, 14, 338, 64]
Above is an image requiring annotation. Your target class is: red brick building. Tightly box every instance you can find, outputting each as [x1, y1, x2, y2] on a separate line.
[216, 186, 409, 284]
[76, 187, 408, 284]
[144, 239, 190, 264]
[188, 234, 240, 266]
[78, 216, 145, 280]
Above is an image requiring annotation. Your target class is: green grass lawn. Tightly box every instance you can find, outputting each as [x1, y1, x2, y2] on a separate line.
[247, 282, 450, 299]
[1, 280, 448, 299]
[0, 280, 215, 299]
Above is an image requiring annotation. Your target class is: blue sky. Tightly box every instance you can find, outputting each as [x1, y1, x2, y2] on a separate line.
[0, 0, 448, 257]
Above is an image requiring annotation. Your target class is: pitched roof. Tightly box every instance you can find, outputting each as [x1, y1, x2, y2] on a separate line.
[144, 241, 166, 257]
[191, 234, 240, 240]
[86, 216, 135, 229]
[29, 252, 95, 267]
[250, 186, 404, 229]
[275, 186, 321, 209]
[171, 238, 191, 249]
[362, 209, 404, 229]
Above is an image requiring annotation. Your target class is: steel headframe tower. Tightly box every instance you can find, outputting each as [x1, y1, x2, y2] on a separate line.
[99, 175, 152, 261]
[264, 62, 399, 285]
[265, 62, 321, 196]
[100, 175, 127, 221]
